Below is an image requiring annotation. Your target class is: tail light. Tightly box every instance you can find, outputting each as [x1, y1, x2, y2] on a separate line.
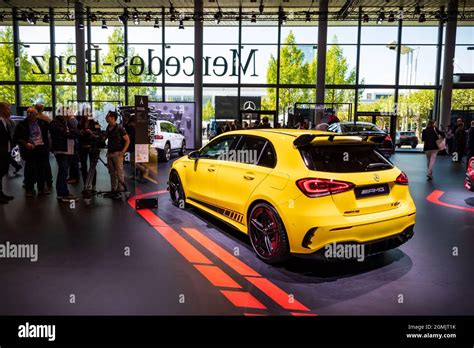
[154, 134, 163, 140]
[395, 171, 409, 185]
[384, 135, 392, 141]
[296, 178, 355, 198]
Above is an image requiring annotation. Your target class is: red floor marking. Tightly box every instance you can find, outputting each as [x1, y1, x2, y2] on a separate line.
[244, 313, 267, 316]
[138, 210, 168, 227]
[182, 228, 261, 277]
[153, 226, 213, 265]
[427, 190, 474, 213]
[182, 227, 313, 313]
[194, 265, 242, 289]
[245, 277, 310, 312]
[220, 290, 267, 309]
[290, 312, 318, 316]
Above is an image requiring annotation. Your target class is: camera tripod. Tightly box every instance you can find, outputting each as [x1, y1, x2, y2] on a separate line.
[82, 148, 130, 206]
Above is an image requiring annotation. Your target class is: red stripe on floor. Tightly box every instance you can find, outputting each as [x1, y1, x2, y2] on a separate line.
[427, 190, 474, 213]
[220, 290, 267, 309]
[291, 312, 318, 316]
[182, 227, 261, 277]
[194, 265, 242, 289]
[245, 276, 310, 312]
[138, 210, 168, 227]
[153, 226, 213, 265]
[244, 313, 267, 316]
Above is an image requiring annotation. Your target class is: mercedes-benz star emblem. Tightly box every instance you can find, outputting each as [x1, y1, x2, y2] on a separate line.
[373, 174, 380, 182]
[243, 101, 256, 111]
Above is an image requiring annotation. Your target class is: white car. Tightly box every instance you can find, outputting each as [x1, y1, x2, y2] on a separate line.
[152, 120, 186, 162]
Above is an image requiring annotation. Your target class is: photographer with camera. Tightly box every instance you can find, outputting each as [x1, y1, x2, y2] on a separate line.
[50, 110, 80, 202]
[78, 111, 101, 191]
[104, 111, 130, 200]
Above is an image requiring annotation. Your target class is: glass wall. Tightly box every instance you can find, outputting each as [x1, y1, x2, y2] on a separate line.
[0, 7, 471, 131]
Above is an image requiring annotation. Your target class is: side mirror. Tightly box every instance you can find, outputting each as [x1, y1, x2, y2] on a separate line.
[188, 150, 200, 160]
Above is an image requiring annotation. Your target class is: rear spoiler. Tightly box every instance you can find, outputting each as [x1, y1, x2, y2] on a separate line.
[293, 133, 376, 147]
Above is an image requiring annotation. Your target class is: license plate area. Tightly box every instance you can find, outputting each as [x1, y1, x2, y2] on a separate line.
[355, 183, 390, 199]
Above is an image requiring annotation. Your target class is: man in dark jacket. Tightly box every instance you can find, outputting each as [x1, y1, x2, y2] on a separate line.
[0, 102, 14, 203]
[467, 121, 474, 168]
[422, 119, 444, 180]
[454, 122, 467, 163]
[14, 107, 51, 196]
[50, 113, 80, 202]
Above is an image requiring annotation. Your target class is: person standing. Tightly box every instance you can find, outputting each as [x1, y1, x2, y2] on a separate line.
[50, 112, 80, 202]
[0, 102, 14, 204]
[454, 122, 467, 163]
[78, 112, 101, 190]
[422, 119, 444, 181]
[123, 115, 148, 184]
[105, 111, 130, 199]
[34, 104, 53, 189]
[466, 120, 474, 167]
[67, 113, 80, 184]
[14, 107, 50, 196]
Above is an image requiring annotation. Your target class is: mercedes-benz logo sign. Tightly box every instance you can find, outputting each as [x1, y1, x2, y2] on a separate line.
[373, 174, 380, 182]
[243, 101, 256, 111]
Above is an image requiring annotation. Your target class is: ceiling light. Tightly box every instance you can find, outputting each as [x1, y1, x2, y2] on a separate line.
[305, 11, 311, 22]
[118, 8, 129, 24]
[133, 14, 140, 25]
[214, 10, 222, 24]
[101, 19, 107, 29]
[259, 1, 264, 14]
[27, 12, 37, 25]
[89, 13, 97, 22]
[251, 13, 256, 23]
[414, 5, 421, 15]
[279, 7, 287, 25]
[376, 8, 385, 24]
[179, 19, 184, 29]
[363, 13, 369, 22]
[418, 13, 426, 22]
[42, 14, 49, 23]
[154, 18, 160, 28]
[388, 11, 395, 22]
[0, 12, 4, 22]
[145, 12, 151, 22]
[77, 20, 84, 30]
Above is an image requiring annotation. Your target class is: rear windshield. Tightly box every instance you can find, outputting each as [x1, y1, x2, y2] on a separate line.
[341, 124, 383, 133]
[300, 145, 394, 173]
[401, 132, 416, 136]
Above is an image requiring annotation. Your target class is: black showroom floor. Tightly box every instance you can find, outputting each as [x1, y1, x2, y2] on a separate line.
[0, 152, 473, 316]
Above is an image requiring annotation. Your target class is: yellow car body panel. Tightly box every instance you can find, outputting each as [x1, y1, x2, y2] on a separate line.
[170, 129, 416, 256]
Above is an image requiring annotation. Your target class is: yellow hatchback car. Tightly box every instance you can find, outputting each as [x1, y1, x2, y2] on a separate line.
[169, 129, 416, 264]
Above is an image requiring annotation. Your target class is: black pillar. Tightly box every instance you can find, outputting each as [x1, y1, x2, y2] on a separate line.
[353, 7, 362, 122]
[75, 1, 86, 103]
[440, 0, 458, 128]
[392, 7, 403, 144]
[315, 0, 328, 124]
[49, 8, 56, 116]
[194, 0, 203, 149]
[12, 8, 21, 112]
[433, 7, 445, 123]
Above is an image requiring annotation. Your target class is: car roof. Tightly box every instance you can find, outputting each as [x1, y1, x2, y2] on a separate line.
[215, 129, 366, 145]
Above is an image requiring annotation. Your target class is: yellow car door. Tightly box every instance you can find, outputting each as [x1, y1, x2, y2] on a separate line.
[186, 135, 240, 206]
[214, 136, 276, 221]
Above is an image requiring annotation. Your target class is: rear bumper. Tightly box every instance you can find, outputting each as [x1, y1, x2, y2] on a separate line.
[294, 224, 414, 261]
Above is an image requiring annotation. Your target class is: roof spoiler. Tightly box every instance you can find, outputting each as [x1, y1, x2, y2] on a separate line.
[293, 133, 373, 147]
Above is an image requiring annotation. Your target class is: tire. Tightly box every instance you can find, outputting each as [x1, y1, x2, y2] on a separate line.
[179, 140, 186, 156]
[411, 143, 418, 149]
[169, 171, 186, 208]
[396, 144, 401, 148]
[248, 202, 290, 264]
[160, 142, 171, 162]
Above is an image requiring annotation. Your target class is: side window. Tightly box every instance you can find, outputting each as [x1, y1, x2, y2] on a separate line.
[258, 142, 277, 168]
[160, 122, 170, 133]
[234, 136, 276, 167]
[169, 124, 178, 133]
[200, 136, 238, 159]
[328, 123, 339, 133]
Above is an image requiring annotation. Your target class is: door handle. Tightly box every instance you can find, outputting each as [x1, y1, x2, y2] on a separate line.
[208, 167, 216, 172]
[243, 174, 255, 180]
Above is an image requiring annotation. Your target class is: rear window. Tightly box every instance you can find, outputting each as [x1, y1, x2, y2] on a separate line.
[341, 124, 383, 133]
[300, 145, 393, 173]
[401, 132, 416, 136]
